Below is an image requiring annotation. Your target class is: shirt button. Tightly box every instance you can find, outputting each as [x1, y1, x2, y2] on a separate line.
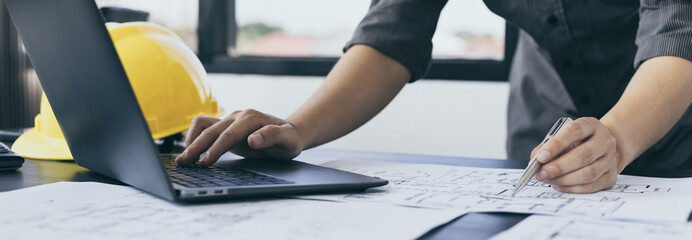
[579, 95, 591, 105]
[547, 15, 559, 26]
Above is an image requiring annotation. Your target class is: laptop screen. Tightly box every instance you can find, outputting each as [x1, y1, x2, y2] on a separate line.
[4, 0, 174, 200]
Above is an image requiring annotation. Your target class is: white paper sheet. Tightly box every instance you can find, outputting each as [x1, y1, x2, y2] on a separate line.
[0, 182, 467, 240]
[301, 160, 692, 222]
[490, 215, 692, 240]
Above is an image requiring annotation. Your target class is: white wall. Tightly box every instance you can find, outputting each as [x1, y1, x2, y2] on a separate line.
[208, 74, 509, 159]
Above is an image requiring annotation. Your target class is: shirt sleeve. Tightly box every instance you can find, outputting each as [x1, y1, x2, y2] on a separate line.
[344, 0, 447, 82]
[634, 0, 692, 69]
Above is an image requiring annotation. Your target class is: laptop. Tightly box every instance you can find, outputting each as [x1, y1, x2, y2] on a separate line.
[3, 0, 387, 202]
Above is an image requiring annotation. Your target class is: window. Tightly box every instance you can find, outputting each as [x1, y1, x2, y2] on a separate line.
[199, 0, 517, 81]
[95, 0, 199, 52]
[233, 1, 367, 57]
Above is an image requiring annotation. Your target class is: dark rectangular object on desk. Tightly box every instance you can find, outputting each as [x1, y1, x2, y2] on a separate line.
[0, 157, 23, 171]
[0, 142, 23, 171]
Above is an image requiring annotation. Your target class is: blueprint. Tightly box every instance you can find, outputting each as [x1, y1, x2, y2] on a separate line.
[490, 215, 692, 240]
[301, 160, 692, 222]
[0, 182, 466, 240]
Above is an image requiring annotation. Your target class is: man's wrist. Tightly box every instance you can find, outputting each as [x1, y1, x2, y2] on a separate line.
[599, 115, 636, 172]
[285, 117, 313, 150]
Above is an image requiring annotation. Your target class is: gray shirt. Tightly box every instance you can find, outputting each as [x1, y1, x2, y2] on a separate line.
[345, 0, 692, 168]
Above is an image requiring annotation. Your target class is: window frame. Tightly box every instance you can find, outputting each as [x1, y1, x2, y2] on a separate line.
[198, 0, 518, 81]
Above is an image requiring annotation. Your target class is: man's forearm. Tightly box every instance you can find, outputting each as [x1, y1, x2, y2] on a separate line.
[287, 45, 410, 149]
[601, 56, 692, 170]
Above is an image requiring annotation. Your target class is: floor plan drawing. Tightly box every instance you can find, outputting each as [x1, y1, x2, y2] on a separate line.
[302, 160, 692, 222]
[490, 215, 691, 240]
[0, 182, 466, 240]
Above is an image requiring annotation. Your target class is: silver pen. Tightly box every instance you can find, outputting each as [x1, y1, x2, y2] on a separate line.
[512, 117, 573, 196]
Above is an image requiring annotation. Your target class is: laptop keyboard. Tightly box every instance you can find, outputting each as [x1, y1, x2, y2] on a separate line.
[162, 157, 294, 188]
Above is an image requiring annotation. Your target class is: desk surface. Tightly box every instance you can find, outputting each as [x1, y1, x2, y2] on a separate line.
[2, 147, 691, 240]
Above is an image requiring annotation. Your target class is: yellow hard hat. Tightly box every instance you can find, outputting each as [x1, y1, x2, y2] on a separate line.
[12, 22, 218, 160]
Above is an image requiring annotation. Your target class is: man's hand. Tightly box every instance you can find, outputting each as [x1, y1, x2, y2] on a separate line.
[530, 117, 620, 193]
[175, 109, 305, 166]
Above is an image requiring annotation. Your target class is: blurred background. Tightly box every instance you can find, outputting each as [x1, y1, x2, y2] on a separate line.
[0, 0, 512, 159]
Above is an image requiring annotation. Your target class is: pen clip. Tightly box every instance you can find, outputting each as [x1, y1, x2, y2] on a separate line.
[541, 117, 573, 143]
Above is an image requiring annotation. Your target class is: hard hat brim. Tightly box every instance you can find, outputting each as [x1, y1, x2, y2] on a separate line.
[11, 128, 73, 160]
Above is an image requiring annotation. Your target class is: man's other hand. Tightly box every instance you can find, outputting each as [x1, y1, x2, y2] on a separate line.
[530, 117, 620, 193]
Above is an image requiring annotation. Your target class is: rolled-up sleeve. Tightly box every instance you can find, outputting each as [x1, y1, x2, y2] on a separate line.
[344, 0, 447, 82]
[634, 0, 692, 69]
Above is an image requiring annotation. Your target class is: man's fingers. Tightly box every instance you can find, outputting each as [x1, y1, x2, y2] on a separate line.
[185, 111, 246, 147]
[176, 109, 305, 165]
[551, 169, 618, 194]
[185, 116, 221, 147]
[176, 118, 232, 165]
[247, 124, 302, 160]
[530, 143, 544, 159]
[536, 139, 608, 181]
[536, 117, 598, 164]
[541, 152, 614, 186]
[248, 124, 297, 149]
[198, 120, 263, 166]
[195, 109, 286, 166]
